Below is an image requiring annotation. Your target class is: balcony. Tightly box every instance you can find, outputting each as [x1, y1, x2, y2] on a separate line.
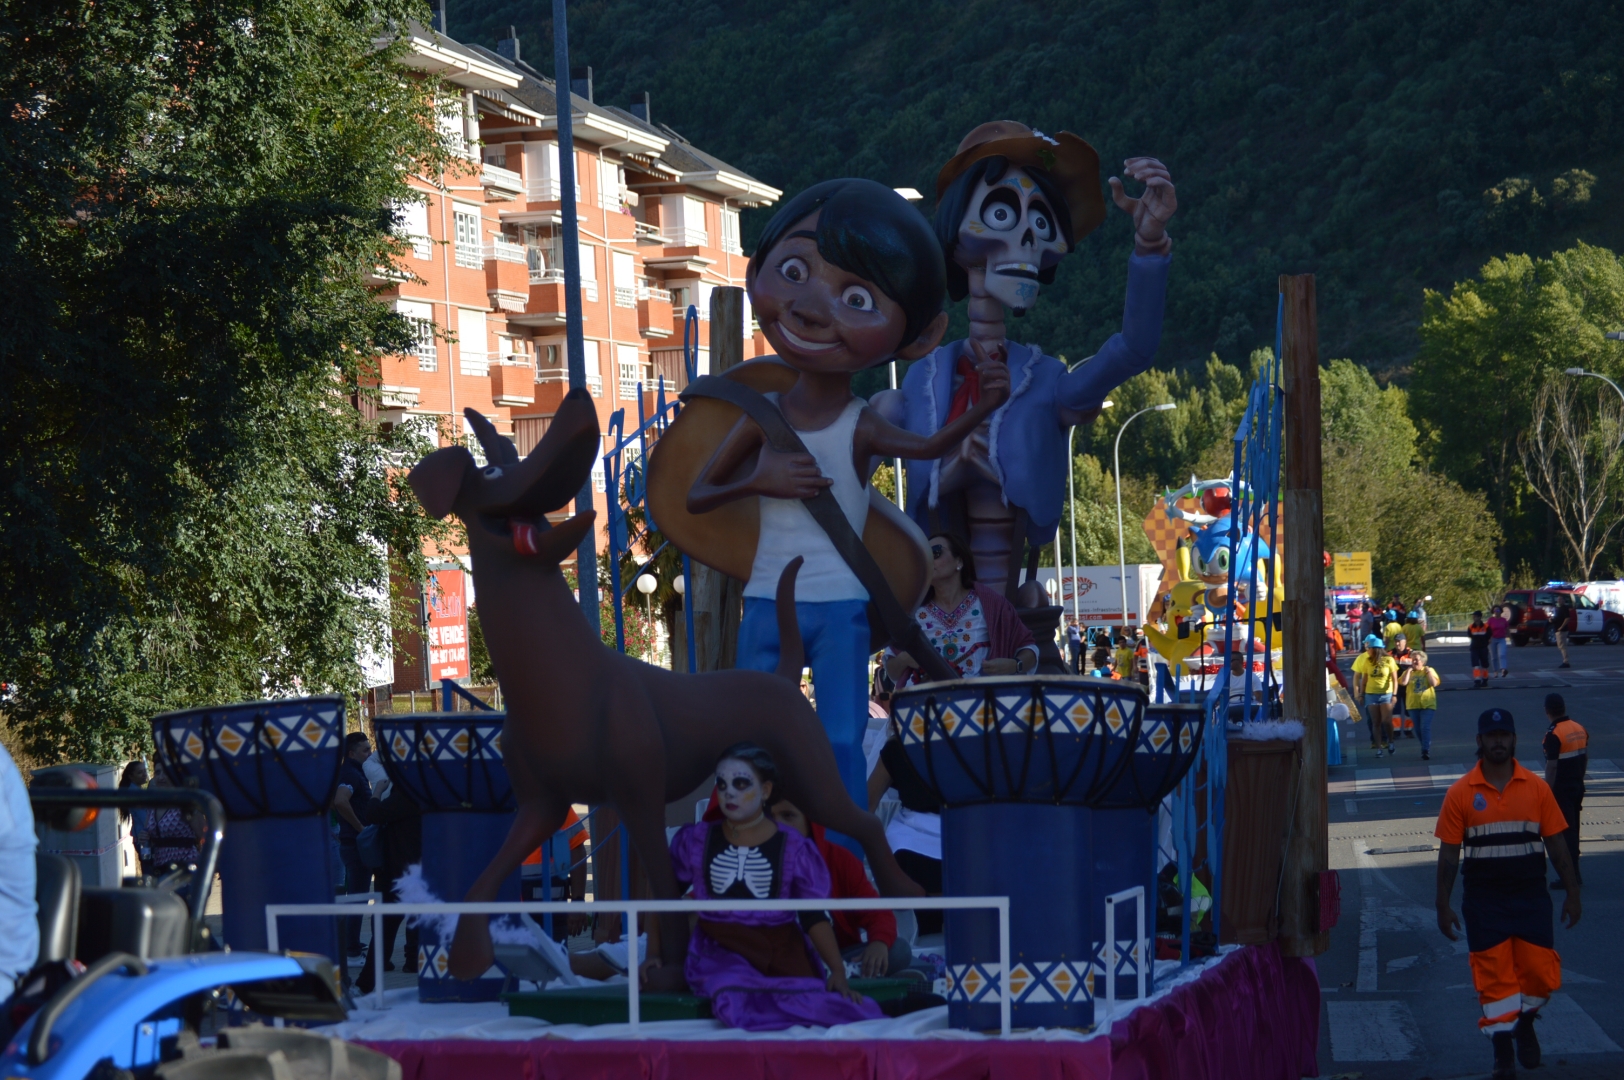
[637, 292, 673, 339]
[481, 162, 523, 201]
[490, 362, 535, 406]
[668, 226, 709, 248]
[633, 221, 669, 245]
[613, 286, 636, 308]
[454, 242, 483, 270]
[485, 241, 529, 312]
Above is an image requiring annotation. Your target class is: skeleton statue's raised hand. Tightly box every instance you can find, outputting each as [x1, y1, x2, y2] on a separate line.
[1108, 157, 1177, 256]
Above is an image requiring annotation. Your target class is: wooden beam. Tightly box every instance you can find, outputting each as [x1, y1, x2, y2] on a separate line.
[690, 286, 746, 674]
[1278, 273, 1330, 956]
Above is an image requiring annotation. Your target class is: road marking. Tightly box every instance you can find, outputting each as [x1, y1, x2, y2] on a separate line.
[1385, 955, 1418, 972]
[1327, 1000, 1423, 1061]
[1537, 993, 1621, 1053]
[1356, 769, 1395, 794]
[1358, 894, 1379, 992]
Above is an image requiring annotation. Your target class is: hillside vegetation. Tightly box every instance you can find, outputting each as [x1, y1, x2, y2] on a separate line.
[459, 0, 1622, 372]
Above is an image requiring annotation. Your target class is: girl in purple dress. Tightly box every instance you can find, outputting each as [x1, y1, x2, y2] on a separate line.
[661, 742, 884, 1031]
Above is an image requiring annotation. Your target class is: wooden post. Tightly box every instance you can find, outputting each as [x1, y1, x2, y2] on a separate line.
[1278, 273, 1330, 956]
[690, 286, 747, 674]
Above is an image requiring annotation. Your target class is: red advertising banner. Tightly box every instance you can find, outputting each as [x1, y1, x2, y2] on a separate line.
[425, 569, 469, 682]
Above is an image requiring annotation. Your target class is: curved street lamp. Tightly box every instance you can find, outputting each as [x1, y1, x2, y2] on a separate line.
[1115, 403, 1178, 633]
[1565, 364, 1624, 408]
[1064, 401, 1114, 634]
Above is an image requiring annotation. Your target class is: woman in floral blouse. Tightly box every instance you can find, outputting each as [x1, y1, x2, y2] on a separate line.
[882, 533, 1037, 687]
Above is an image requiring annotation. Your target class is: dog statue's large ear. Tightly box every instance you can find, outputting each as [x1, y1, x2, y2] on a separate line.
[409, 445, 475, 519]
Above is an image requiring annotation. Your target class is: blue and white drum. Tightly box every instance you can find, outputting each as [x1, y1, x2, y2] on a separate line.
[892, 675, 1149, 1030]
[376, 714, 519, 1003]
[151, 697, 345, 958]
[1090, 702, 1205, 1000]
[892, 675, 1144, 807]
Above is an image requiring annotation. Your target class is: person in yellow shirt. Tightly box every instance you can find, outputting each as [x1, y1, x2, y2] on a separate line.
[1353, 634, 1401, 757]
[1382, 618, 1405, 651]
[1403, 611, 1426, 651]
[1401, 650, 1441, 760]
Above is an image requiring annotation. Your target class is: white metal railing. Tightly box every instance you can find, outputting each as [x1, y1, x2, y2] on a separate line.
[585, 372, 602, 396]
[481, 163, 523, 194]
[524, 180, 581, 203]
[636, 281, 672, 303]
[266, 896, 1012, 1035]
[484, 240, 526, 264]
[1099, 885, 1149, 1036]
[633, 221, 668, 245]
[459, 355, 489, 378]
[721, 239, 743, 255]
[669, 226, 708, 248]
[530, 267, 564, 286]
[598, 191, 623, 212]
[454, 243, 482, 270]
[614, 286, 636, 308]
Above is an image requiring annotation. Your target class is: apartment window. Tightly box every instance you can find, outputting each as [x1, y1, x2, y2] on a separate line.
[458, 308, 488, 377]
[496, 335, 528, 366]
[591, 436, 606, 492]
[696, 280, 715, 320]
[453, 206, 482, 269]
[669, 285, 691, 311]
[578, 242, 598, 303]
[597, 158, 624, 211]
[612, 250, 636, 307]
[396, 299, 436, 371]
[661, 196, 709, 247]
[393, 199, 432, 260]
[617, 344, 643, 400]
[437, 96, 468, 158]
[720, 206, 742, 255]
[534, 343, 561, 382]
[582, 339, 602, 397]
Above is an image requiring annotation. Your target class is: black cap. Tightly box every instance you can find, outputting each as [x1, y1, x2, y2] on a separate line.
[1545, 693, 1566, 716]
[1478, 708, 1515, 735]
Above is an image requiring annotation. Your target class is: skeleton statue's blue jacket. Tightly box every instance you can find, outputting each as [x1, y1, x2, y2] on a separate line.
[887, 251, 1171, 542]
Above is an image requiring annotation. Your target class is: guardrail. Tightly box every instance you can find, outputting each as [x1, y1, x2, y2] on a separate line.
[266, 896, 1013, 1035]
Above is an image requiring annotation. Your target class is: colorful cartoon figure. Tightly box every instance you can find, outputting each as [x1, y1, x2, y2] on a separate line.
[662, 179, 1010, 844]
[1162, 477, 1271, 615]
[873, 121, 1176, 596]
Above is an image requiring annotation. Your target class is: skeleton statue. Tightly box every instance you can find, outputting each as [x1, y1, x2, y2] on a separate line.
[874, 121, 1177, 599]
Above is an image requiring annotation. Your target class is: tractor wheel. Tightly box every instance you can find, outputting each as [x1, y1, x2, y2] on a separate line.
[157, 1026, 400, 1080]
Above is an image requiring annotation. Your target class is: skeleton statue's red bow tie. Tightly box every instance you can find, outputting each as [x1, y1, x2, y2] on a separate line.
[512, 522, 539, 555]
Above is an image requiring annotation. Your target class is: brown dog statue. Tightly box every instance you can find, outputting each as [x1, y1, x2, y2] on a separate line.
[408, 387, 922, 985]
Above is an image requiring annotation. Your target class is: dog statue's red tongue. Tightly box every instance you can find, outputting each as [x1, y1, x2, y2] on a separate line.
[512, 521, 539, 556]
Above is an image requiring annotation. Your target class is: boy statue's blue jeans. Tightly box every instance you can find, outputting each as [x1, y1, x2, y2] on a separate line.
[737, 597, 870, 857]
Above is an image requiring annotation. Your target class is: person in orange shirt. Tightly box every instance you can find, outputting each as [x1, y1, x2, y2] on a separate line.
[1435, 708, 1581, 1079]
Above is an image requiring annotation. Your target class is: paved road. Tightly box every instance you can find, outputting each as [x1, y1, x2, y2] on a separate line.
[1317, 638, 1624, 1078]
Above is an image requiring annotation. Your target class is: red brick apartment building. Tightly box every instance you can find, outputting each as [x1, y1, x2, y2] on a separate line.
[380, 26, 780, 694]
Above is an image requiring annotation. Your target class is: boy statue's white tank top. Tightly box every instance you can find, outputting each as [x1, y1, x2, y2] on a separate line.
[744, 393, 869, 603]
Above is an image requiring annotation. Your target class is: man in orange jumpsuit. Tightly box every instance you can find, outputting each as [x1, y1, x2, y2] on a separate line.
[1436, 708, 1581, 1079]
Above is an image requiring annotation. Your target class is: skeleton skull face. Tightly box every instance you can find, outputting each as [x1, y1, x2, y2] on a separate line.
[955, 168, 1069, 313]
[715, 758, 769, 824]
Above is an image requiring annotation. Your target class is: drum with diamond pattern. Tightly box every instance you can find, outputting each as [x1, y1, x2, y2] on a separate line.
[377, 713, 520, 1002]
[151, 696, 346, 958]
[892, 674, 1152, 1029]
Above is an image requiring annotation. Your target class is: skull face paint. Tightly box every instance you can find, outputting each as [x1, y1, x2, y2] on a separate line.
[715, 758, 768, 824]
[955, 169, 1069, 313]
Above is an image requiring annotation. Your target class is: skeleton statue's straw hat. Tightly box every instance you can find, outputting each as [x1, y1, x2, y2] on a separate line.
[935, 121, 1107, 244]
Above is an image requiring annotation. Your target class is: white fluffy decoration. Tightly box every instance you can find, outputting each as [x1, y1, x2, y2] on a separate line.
[392, 864, 544, 948]
[1231, 719, 1306, 742]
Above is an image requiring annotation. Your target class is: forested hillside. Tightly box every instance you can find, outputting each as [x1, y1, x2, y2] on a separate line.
[455, 0, 1622, 372]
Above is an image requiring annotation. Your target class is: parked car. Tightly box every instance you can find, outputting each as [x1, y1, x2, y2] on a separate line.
[1502, 586, 1624, 646]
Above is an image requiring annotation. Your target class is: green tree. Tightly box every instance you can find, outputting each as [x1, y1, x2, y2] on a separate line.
[1317, 360, 1502, 612]
[1413, 243, 1624, 573]
[0, 0, 450, 761]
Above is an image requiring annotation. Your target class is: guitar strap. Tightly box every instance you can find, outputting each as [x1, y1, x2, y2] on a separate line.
[681, 376, 958, 684]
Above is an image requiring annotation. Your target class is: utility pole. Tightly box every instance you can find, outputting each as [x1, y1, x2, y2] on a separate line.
[691, 286, 746, 672]
[553, 0, 599, 632]
[1278, 274, 1330, 956]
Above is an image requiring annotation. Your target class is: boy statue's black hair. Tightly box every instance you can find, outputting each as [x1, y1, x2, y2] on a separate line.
[932, 155, 1076, 303]
[749, 178, 945, 354]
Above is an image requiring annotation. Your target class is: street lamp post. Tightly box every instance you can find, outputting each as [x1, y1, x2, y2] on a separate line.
[1565, 363, 1624, 408]
[1115, 403, 1177, 633]
[1064, 401, 1113, 634]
